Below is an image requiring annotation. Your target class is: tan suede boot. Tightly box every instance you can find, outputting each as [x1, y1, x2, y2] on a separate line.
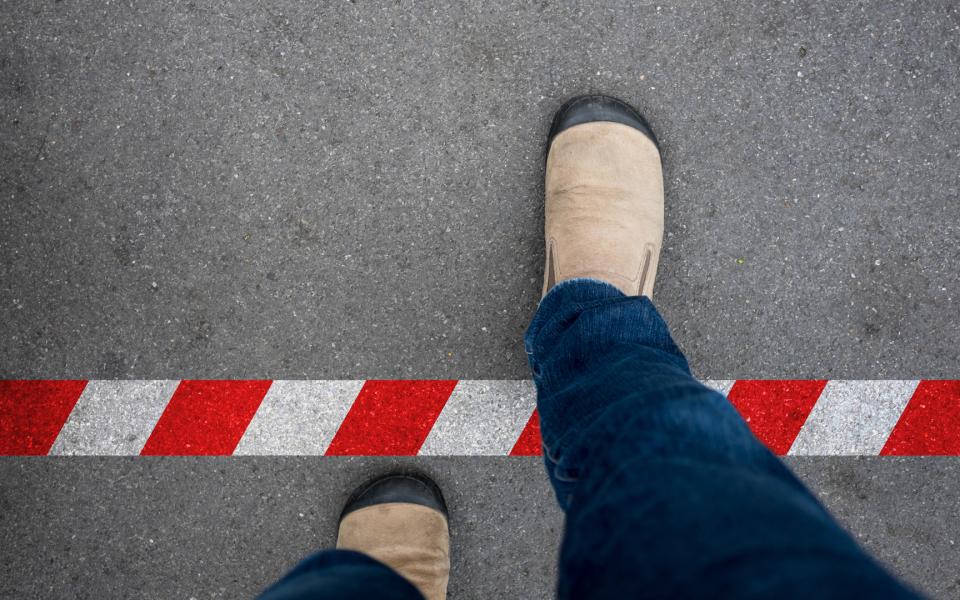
[543, 95, 664, 297]
[337, 473, 450, 600]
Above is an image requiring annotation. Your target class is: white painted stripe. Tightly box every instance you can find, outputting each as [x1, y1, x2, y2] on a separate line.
[419, 380, 537, 455]
[703, 379, 735, 396]
[49, 380, 178, 455]
[233, 380, 363, 455]
[788, 380, 920, 456]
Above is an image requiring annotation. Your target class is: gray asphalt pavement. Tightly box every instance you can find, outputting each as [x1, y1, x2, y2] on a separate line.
[2, 0, 959, 598]
[1, 458, 959, 599]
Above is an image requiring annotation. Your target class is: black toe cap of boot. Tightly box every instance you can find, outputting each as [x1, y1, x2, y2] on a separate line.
[548, 94, 658, 148]
[340, 473, 448, 520]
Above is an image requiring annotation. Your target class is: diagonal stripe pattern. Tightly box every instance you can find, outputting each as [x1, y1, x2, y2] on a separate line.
[0, 379, 958, 456]
[881, 380, 960, 456]
[726, 380, 828, 455]
[788, 380, 919, 456]
[50, 380, 178, 455]
[0, 380, 87, 455]
[234, 380, 363, 455]
[140, 380, 272, 456]
[420, 380, 537, 456]
[325, 380, 458, 456]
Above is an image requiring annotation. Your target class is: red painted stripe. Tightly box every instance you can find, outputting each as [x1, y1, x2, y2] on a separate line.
[880, 381, 960, 456]
[510, 409, 542, 456]
[140, 380, 271, 456]
[726, 379, 827, 455]
[325, 380, 456, 456]
[0, 380, 87, 455]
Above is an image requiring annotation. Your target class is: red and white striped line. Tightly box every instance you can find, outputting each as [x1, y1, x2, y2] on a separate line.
[1, 379, 958, 456]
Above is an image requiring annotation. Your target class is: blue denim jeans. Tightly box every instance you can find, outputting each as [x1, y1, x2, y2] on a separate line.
[259, 279, 921, 599]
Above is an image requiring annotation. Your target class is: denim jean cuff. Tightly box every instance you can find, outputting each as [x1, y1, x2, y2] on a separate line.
[525, 278, 626, 357]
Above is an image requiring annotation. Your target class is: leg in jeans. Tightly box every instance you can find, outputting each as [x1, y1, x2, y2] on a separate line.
[526, 279, 922, 599]
[531, 95, 921, 599]
[259, 549, 425, 600]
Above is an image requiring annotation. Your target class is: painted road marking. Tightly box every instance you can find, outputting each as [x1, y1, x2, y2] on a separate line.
[50, 380, 178, 455]
[141, 380, 272, 455]
[703, 380, 735, 396]
[325, 380, 458, 456]
[789, 380, 919, 456]
[2, 380, 959, 456]
[726, 380, 828, 455]
[235, 380, 363, 455]
[420, 380, 537, 456]
[881, 380, 960, 455]
[0, 380, 87, 455]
